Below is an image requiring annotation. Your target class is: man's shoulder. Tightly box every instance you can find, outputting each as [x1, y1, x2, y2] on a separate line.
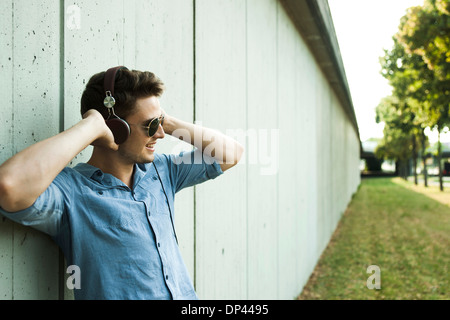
[151, 151, 200, 170]
[151, 152, 177, 168]
[51, 163, 97, 187]
[60, 163, 92, 179]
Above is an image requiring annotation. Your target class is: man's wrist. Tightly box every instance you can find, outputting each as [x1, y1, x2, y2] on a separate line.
[81, 110, 110, 142]
[162, 113, 177, 135]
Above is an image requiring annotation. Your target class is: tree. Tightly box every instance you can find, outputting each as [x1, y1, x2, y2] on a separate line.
[379, 35, 430, 185]
[396, 0, 450, 191]
[375, 95, 425, 182]
[379, 1, 449, 190]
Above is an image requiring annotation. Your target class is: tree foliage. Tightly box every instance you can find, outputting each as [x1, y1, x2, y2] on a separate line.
[396, 0, 450, 129]
[377, 0, 449, 189]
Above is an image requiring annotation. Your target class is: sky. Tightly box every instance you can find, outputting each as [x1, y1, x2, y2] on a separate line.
[328, 0, 450, 143]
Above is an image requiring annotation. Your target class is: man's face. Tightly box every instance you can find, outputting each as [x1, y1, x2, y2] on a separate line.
[117, 96, 165, 165]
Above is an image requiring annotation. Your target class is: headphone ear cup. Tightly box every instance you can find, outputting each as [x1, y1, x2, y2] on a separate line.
[105, 118, 130, 145]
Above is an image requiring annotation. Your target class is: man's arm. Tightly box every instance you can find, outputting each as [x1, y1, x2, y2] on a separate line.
[0, 110, 117, 212]
[162, 113, 244, 172]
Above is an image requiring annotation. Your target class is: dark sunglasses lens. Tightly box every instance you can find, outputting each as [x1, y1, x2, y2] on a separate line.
[148, 118, 160, 136]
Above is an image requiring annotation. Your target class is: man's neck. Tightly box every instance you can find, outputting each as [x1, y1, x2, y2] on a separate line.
[87, 147, 135, 188]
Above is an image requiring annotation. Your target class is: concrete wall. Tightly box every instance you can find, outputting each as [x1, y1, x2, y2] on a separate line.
[0, 0, 361, 300]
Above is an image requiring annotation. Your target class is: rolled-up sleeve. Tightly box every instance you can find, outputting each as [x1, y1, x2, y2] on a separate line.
[0, 171, 69, 237]
[164, 149, 223, 193]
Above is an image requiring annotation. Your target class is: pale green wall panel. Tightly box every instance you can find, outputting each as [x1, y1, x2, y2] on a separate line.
[0, 0, 62, 300]
[0, 0, 14, 301]
[195, 0, 248, 300]
[246, 0, 279, 300]
[277, 2, 302, 299]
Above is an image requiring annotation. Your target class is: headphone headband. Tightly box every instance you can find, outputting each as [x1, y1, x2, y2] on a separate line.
[104, 66, 127, 97]
[103, 66, 128, 110]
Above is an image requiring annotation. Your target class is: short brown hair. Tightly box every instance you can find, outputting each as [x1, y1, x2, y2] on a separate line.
[80, 68, 165, 120]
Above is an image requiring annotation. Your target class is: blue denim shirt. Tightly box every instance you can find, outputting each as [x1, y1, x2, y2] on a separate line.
[0, 150, 223, 300]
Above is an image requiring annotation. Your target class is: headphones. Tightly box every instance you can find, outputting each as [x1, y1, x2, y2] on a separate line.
[103, 66, 131, 144]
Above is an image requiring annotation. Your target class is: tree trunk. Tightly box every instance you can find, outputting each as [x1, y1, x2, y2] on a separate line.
[401, 160, 408, 180]
[437, 126, 443, 191]
[412, 134, 418, 185]
[421, 129, 428, 187]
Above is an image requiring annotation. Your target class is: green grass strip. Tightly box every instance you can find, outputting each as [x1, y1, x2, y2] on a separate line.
[298, 177, 449, 300]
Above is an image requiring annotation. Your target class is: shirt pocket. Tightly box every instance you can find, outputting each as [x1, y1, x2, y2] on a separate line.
[139, 184, 171, 217]
[155, 192, 171, 216]
[80, 186, 144, 229]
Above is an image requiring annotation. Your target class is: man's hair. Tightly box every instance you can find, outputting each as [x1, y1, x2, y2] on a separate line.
[80, 68, 165, 120]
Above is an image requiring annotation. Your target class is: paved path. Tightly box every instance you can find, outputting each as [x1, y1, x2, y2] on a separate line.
[407, 176, 450, 187]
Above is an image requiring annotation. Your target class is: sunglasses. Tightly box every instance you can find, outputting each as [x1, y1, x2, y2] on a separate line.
[130, 114, 164, 137]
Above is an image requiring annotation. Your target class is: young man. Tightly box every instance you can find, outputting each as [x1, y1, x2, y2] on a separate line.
[0, 67, 244, 300]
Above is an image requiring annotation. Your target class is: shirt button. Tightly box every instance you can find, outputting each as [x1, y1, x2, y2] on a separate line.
[158, 243, 161, 247]
[166, 275, 169, 280]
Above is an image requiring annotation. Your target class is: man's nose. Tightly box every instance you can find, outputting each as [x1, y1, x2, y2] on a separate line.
[154, 124, 165, 139]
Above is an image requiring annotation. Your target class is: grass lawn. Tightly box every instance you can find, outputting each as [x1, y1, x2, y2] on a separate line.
[298, 177, 449, 300]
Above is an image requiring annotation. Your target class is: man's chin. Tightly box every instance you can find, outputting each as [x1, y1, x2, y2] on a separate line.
[137, 154, 155, 164]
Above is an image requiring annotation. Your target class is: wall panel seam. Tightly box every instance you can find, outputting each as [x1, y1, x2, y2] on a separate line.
[193, 0, 197, 290]
[10, 0, 15, 300]
[245, 0, 249, 300]
[275, 1, 280, 299]
[58, 0, 66, 300]
[11, 0, 15, 154]
[59, 0, 65, 133]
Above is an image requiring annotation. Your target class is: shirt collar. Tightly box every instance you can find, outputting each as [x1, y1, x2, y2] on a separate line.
[73, 163, 102, 180]
[133, 163, 150, 189]
[73, 162, 150, 188]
